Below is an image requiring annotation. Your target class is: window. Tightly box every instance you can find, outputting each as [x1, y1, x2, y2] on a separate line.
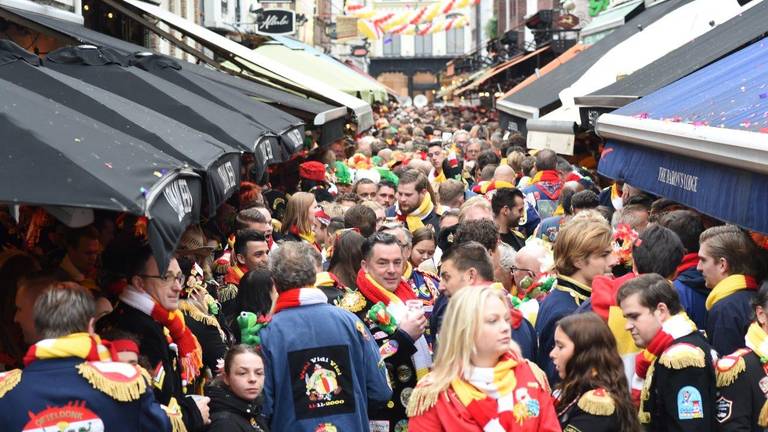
[414, 34, 433, 56]
[446, 27, 464, 55]
[382, 35, 401, 56]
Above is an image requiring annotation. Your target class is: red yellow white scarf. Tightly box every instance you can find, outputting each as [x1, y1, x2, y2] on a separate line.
[223, 263, 249, 286]
[120, 286, 203, 385]
[289, 225, 320, 251]
[396, 193, 435, 232]
[24, 333, 114, 366]
[632, 313, 697, 406]
[706, 274, 758, 311]
[471, 180, 515, 195]
[451, 352, 523, 428]
[273, 287, 328, 314]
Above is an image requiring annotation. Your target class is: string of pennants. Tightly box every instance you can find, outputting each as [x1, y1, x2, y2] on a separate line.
[348, 0, 478, 40]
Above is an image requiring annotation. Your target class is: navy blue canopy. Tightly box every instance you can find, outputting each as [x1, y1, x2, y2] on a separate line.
[597, 37, 768, 233]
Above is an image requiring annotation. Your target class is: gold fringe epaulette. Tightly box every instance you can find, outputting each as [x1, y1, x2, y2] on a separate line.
[715, 349, 749, 388]
[659, 343, 706, 370]
[406, 376, 439, 417]
[526, 360, 551, 393]
[77, 361, 149, 402]
[337, 289, 367, 313]
[577, 389, 616, 416]
[0, 369, 21, 397]
[162, 397, 188, 432]
[179, 300, 222, 328]
[759, 400, 768, 427]
[218, 283, 238, 303]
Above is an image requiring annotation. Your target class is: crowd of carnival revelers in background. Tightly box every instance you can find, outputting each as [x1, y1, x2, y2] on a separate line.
[1, 103, 768, 432]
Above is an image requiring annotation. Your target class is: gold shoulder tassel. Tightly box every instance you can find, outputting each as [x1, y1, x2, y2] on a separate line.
[525, 360, 551, 393]
[179, 301, 222, 328]
[716, 356, 746, 388]
[76, 363, 148, 402]
[0, 369, 21, 397]
[659, 345, 705, 369]
[218, 284, 238, 302]
[162, 397, 189, 432]
[577, 389, 616, 416]
[758, 399, 768, 428]
[406, 381, 440, 418]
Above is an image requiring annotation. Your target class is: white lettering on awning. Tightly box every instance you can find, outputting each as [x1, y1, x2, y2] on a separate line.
[217, 161, 237, 194]
[657, 167, 698, 192]
[163, 179, 194, 222]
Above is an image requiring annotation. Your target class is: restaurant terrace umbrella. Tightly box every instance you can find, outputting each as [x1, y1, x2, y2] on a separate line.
[0, 40, 240, 216]
[0, 79, 202, 271]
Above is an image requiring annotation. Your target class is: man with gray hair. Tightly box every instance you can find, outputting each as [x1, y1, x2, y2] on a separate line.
[260, 241, 391, 431]
[0, 283, 174, 431]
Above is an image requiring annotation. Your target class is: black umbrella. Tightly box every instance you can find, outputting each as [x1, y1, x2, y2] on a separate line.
[44, 46, 269, 159]
[0, 40, 240, 217]
[0, 77, 201, 272]
[130, 54, 306, 161]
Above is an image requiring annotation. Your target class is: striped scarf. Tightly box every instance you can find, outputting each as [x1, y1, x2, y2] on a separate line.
[273, 287, 328, 314]
[451, 352, 521, 429]
[24, 333, 113, 366]
[356, 269, 432, 379]
[396, 193, 434, 232]
[289, 225, 320, 251]
[120, 286, 203, 385]
[632, 313, 697, 405]
[706, 274, 758, 311]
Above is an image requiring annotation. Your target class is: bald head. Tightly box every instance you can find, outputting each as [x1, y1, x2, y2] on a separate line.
[513, 243, 550, 288]
[494, 165, 517, 184]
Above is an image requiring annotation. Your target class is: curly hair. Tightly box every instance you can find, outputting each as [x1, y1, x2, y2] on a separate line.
[555, 313, 640, 432]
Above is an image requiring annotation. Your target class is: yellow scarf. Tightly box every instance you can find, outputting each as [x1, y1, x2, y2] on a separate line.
[452, 355, 519, 407]
[706, 274, 758, 310]
[25, 333, 112, 365]
[531, 170, 544, 184]
[403, 261, 413, 280]
[398, 193, 435, 232]
[433, 169, 447, 184]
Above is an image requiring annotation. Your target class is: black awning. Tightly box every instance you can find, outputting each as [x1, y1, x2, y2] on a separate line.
[497, 0, 693, 119]
[578, 0, 768, 107]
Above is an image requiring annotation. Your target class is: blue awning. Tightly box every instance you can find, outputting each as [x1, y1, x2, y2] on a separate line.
[596, 36, 768, 233]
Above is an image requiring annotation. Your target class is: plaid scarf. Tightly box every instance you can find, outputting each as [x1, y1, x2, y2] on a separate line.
[273, 287, 328, 314]
[24, 333, 113, 366]
[120, 286, 203, 385]
[632, 312, 697, 405]
[706, 274, 758, 311]
[356, 268, 432, 379]
[451, 352, 521, 429]
[395, 193, 434, 232]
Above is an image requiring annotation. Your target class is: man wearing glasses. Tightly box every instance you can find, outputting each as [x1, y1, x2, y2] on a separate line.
[99, 238, 210, 432]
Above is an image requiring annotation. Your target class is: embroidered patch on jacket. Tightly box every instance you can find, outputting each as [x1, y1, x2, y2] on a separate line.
[677, 386, 704, 420]
[23, 401, 105, 431]
[715, 396, 733, 423]
[289, 345, 356, 419]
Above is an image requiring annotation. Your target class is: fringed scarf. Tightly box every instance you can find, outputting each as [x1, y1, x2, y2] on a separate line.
[396, 193, 435, 232]
[120, 286, 203, 385]
[706, 274, 758, 311]
[272, 287, 328, 314]
[356, 269, 432, 379]
[24, 333, 114, 366]
[745, 323, 768, 426]
[451, 352, 522, 429]
[289, 225, 321, 251]
[632, 313, 697, 411]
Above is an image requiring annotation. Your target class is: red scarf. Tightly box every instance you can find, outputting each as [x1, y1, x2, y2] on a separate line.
[223, 263, 249, 286]
[532, 170, 563, 200]
[272, 287, 328, 314]
[675, 253, 699, 275]
[356, 268, 416, 305]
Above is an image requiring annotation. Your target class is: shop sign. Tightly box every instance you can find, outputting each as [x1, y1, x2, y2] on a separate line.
[556, 13, 580, 29]
[256, 9, 295, 35]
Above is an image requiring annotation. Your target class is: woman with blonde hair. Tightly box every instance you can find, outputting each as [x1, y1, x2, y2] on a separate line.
[280, 192, 319, 250]
[408, 286, 560, 431]
[535, 216, 617, 384]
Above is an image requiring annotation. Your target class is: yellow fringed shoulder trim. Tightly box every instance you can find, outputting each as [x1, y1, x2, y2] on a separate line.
[577, 389, 616, 416]
[0, 369, 21, 397]
[758, 399, 768, 428]
[218, 284, 239, 302]
[659, 343, 706, 370]
[715, 349, 749, 388]
[406, 378, 441, 418]
[179, 301, 222, 329]
[162, 397, 189, 432]
[76, 361, 148, 402]
[525, 360, 551, 393]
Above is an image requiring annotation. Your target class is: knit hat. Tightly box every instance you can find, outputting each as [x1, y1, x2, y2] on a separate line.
[334, 161, 352, 185]
[299, 161, 326, 182]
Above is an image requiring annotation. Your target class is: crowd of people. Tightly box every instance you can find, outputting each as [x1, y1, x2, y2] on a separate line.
[0, 103, 767, 432]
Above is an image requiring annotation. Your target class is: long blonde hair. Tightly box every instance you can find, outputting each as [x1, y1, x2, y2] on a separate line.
[281, 192, 315, 234]
[408, 286, 518, 416]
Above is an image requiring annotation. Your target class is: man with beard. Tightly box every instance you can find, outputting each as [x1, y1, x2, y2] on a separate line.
[386, 170, 440, 235]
